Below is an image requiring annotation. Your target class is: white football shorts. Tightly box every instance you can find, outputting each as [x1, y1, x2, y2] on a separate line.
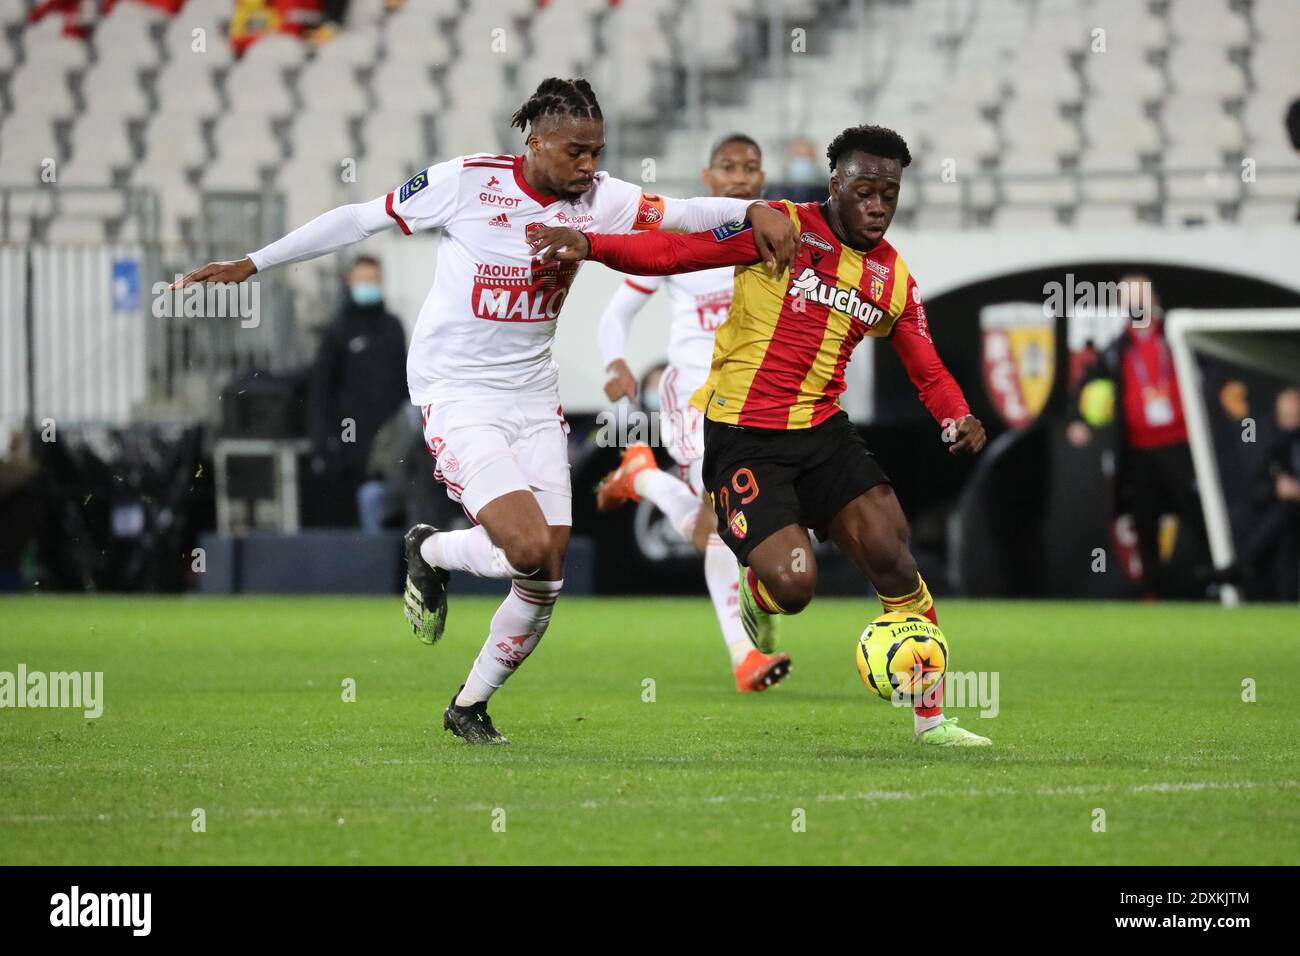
[421, 391, 572, 526]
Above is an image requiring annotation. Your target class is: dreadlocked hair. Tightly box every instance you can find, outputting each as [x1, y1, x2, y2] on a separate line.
[510, 77, 603, 133]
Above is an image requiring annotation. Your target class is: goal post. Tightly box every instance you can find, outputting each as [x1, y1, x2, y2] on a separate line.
[1165, 309, 1300, 606]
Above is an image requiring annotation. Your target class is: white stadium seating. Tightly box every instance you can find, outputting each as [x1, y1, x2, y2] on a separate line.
[0, 0, 1296, 246]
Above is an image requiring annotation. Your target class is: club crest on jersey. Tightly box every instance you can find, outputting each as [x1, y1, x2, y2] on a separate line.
[711, 219, 751, 241]
[870, 275, 885, 301]
[788, 267, 884, 327]
[399, 170, 428, 202]
[634, 194, 665, 229]
[729, 511, 748, 539]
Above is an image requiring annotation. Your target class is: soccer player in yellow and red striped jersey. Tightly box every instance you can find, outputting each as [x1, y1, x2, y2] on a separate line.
[530, 125, 991, 746]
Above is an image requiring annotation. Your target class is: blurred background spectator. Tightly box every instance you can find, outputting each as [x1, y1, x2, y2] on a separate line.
[309, 255, 408, 526]
[1068, 273, 1212, 598]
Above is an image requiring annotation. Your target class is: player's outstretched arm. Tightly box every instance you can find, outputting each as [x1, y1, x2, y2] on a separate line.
[661, 198, 797, 275]
[890, 301, 986, 455]
[529, 221, 763, 275]
[172, 195, 395, 289]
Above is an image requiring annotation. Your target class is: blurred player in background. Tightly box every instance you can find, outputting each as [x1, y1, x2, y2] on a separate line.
[173, 78, 798, 745]
[531, 125, 992, 746]
[594, 133, 793, 693]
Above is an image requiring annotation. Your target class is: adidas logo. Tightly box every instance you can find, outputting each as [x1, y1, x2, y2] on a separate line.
[489, 213, 510, 228]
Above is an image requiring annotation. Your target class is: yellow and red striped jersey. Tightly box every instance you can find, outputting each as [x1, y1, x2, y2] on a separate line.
[584, 200, 969, 430]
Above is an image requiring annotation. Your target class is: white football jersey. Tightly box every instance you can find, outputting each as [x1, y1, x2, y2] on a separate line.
[386, 154, 752, 404]
[619, 269, 734, 388]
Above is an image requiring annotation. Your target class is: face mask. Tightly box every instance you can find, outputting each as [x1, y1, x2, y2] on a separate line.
[786, 157, 820, 184]
[642, 390, 661, 413]
[350, 282, 383, 307]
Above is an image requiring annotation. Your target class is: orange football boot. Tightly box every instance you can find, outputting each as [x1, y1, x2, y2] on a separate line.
[595, 443, 658, 512]
[734, 648, 792, 693]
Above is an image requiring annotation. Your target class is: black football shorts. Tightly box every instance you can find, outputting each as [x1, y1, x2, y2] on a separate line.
[701, 411, 891, 564]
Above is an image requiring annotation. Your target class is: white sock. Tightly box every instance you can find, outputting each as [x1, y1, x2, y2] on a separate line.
[704, 534, 751, 667]
[456, 578, 563, 706]
[633, 468, 701, 540]
[913, 711, 945, 735]
[421, 526, 528, 578]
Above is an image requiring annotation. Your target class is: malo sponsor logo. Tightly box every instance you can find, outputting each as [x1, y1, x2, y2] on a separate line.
[788, 267, 884, 327]
[484, 176, 501, 190]
[471, 261, 579, 322]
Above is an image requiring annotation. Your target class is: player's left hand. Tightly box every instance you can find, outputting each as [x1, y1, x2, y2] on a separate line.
[746, 202, 798, 277]
[948, 414, 986, 455]
[529, 226, 589, 263]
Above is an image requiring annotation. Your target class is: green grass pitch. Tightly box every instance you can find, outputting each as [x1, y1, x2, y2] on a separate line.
[1, 595, 1297, 865]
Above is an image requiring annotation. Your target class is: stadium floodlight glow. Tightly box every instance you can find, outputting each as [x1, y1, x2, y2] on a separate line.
[1165, 309, 1300, 607]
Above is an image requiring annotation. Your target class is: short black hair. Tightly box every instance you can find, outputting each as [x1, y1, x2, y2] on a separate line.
[510, 77, 603, 133]
[708, 132, 762, 165]
[825, 124, 912, 171]
[351, 255, 381, 270]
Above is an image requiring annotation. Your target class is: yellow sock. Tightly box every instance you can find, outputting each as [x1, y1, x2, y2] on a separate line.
[878, 574, 934, 618]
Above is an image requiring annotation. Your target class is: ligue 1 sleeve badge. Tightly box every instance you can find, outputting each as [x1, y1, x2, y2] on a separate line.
[729, 510, 748, 539]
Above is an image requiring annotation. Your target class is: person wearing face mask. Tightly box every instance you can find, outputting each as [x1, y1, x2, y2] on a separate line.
[309, 255, 409, 525]
[781, 136, 826, 203]
[1067, 272, 1212, 598]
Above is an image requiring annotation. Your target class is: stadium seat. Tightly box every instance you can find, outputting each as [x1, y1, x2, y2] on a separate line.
[142, 112, 209, 170]
[211, 114, 285, 168]
[154, 57, 224, 116]
[201, 155, 265, 193]
[1166, 0, 1250, 47]
[8, 64, 77, 120]
[1078, 150, 1159, 204]
[1249, 41, 1300, 95]
[224, 59, 297, 118]
[1166, 43, 1248, 99]
[0, 113, 60, 187]
[1072, 203, 1148, 229]
[361, 113, 432, 172]
[44, 215, 109, 243]
[1000, 155, 1079, 206]
[1236, 197, 1299, 226]
[297, 57, 370, 115]
[289, 111, 356, 164]
[1162, 96, 1244, 153]
[990, 205, 1067, 229]
[162, 15, 235, 67]
[369, 59, 444, 115]
[94, 1, 166, 68]
[69, 114, 136, 171]
[81, 61, 151, 118]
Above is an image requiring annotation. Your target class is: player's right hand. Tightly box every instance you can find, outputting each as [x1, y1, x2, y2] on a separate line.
[171, 256, 257, 289]
[604, 359, 637, 402]
[529, 227, 589, 263]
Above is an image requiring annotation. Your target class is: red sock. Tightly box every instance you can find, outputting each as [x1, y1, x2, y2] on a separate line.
[914, 603, 942, 717]
[746, 567, 779, 614]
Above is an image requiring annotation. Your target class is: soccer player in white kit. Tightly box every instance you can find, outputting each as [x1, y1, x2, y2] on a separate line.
[593, 134, 793, 694]
[173, 78, 798, 745]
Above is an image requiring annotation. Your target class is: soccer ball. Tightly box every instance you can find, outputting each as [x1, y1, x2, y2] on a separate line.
[854, 611, 948, 702]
